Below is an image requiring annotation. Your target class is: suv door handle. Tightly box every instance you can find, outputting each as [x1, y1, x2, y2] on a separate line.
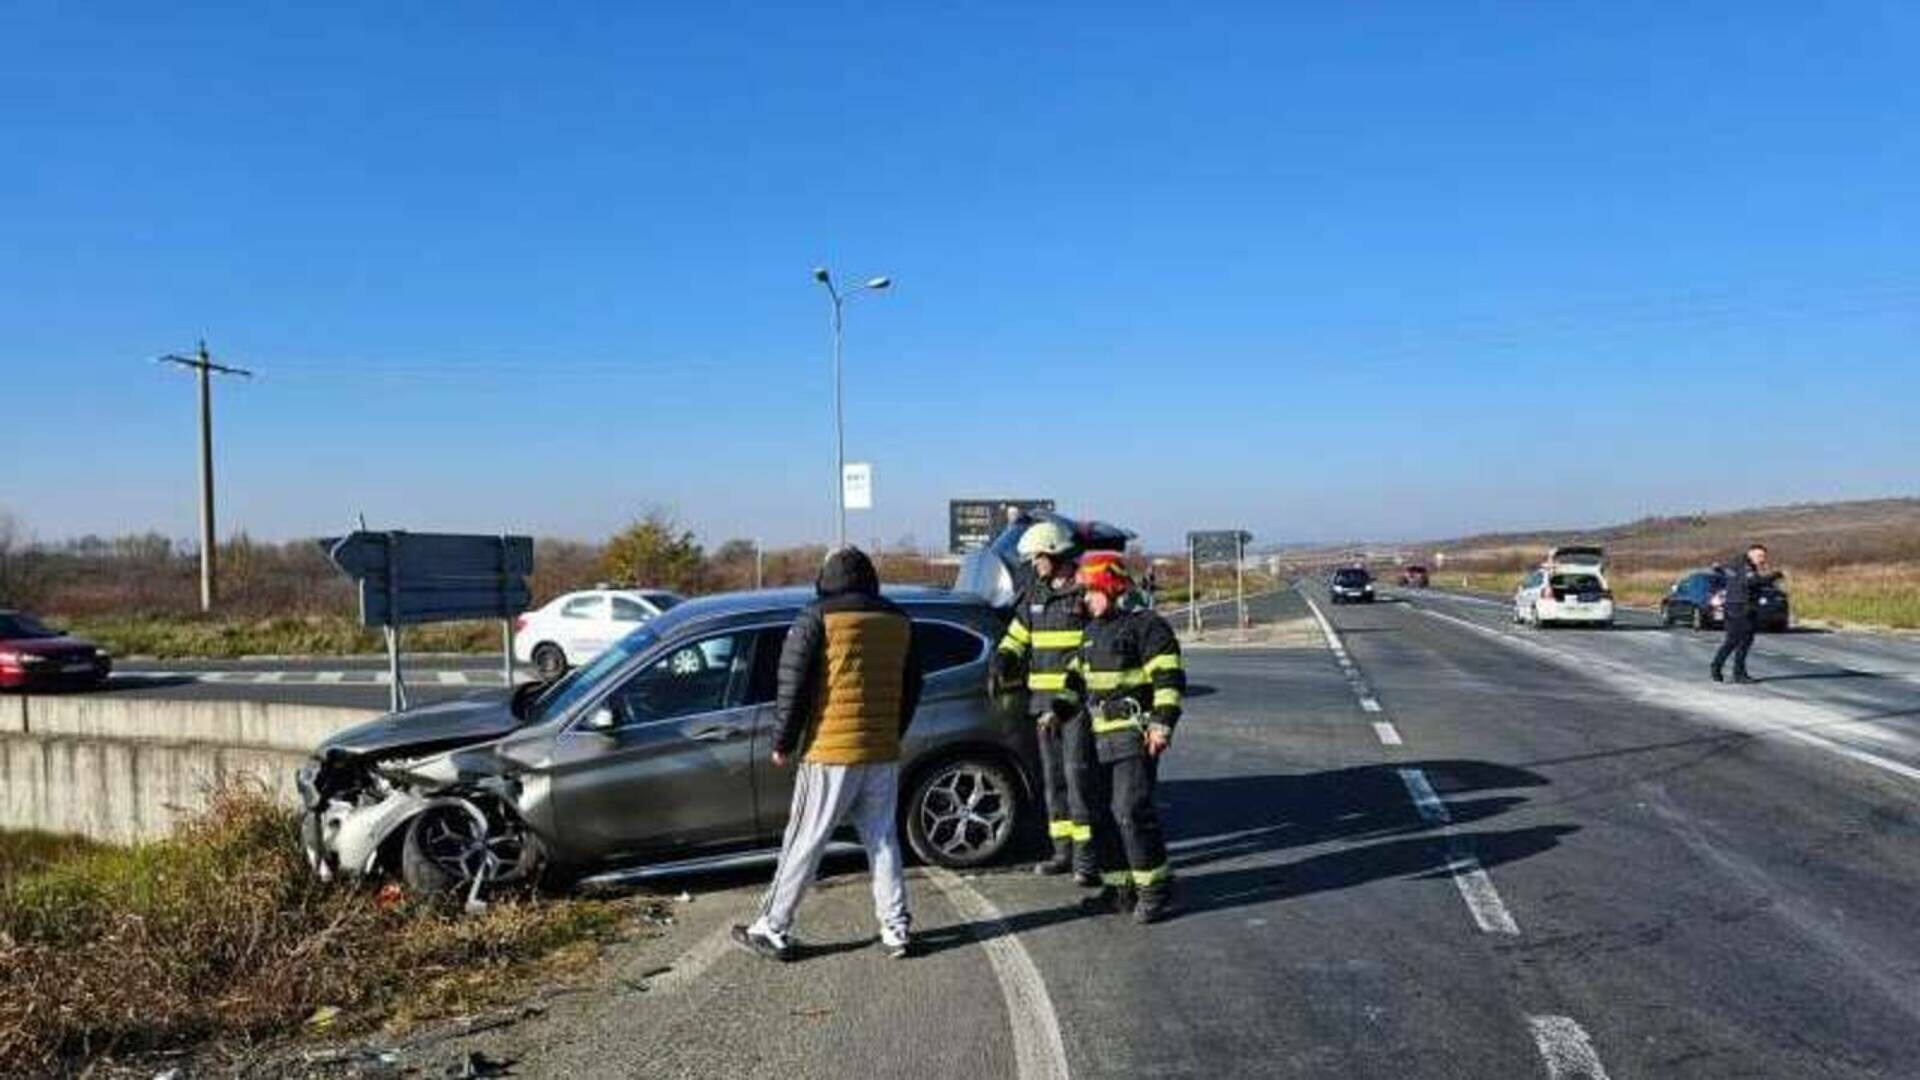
[685, 723, 741, 742]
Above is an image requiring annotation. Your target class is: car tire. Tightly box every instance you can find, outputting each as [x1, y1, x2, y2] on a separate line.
[531, 643, 568, 682]
[904, 755, 1021, 869]
[399, 803, 541, 899]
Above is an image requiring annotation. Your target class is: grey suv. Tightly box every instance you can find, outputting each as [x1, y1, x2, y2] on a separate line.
[299, 586, 1038, 897]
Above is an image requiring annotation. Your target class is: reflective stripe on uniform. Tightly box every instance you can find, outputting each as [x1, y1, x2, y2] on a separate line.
[1143, 653, 1183, 675]
[1028, 671, 1070, 691]
[1083, 669, 1152, 690]
[1101, 870, 1133, 888]
[1091, 716, 1144, 735]
[1030, 629, 1084, 650]
[1001, 621, 1032, 646]
[1131, 864, 1172, 887]
[1070, 824, 1092, 844]
[1048, 819, 1076, 839]
[1153, 687, 1182, 708]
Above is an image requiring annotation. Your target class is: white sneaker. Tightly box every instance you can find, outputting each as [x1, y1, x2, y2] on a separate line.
[880, 927, 912, 959]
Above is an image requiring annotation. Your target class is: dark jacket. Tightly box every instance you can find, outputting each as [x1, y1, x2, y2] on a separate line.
[993, 574, 1087, 707]
[1062, 608, 1186, 761]
[1717, 556, 1782, 620]
[774, 548, 924, 764]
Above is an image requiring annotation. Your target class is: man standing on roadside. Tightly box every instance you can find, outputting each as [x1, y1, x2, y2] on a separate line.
[734, 547, 923, 961]
[1711, 543, 1781, 685]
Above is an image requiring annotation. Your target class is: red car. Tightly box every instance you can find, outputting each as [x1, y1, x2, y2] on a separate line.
[0, 610, 112, 690]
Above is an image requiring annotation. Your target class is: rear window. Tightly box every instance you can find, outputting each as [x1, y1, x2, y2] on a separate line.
[1334, 569, 1371, 585]
[1551, 573, 1604, 591]
[0, 613, 57, 639]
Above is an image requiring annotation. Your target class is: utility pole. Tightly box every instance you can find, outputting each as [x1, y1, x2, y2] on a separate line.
[157, 341, 252, 612]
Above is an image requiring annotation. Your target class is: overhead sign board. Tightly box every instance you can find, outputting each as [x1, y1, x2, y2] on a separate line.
[1187, 530, 1252, 564]
[842, 462, 873, 510]
[320, 531, 534, 628]
[949, 498, 1056, 555]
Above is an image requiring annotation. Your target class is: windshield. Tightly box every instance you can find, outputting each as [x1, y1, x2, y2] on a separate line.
[0, 613, 57, 639]
[1334, 569, 1371, 585]
[527, 624, 659, 723]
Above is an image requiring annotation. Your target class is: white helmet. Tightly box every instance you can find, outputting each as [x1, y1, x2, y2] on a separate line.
[1016, 520, 1077, 560]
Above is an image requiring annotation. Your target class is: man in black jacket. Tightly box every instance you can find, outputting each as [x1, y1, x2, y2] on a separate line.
[1711, 543, 1781, 684]
[734, 548, 924, 961]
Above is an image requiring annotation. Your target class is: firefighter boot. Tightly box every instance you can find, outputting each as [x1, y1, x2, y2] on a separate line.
[1072, 844, 1101, 888]
[1034, 841, 1073, 876]
[1134, 880, 1177, 925]
[1080, 884, 1137, 917]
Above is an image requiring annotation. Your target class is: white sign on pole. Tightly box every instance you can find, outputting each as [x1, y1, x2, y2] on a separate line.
[842, 462, 873, 510]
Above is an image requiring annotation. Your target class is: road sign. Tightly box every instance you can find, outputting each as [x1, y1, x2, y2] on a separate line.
[842, 462, 873, 510]
[1188, 530, 1252, 565]
[320, 532, 534, 627]
[949, 498, 1056, 555]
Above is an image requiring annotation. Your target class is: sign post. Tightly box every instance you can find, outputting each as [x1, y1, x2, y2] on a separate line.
[1186, 529, 1254, 637]
[321, 530, 535, 712]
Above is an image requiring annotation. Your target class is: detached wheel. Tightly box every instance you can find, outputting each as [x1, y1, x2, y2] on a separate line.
[906, 757, 1019, 868]
[531, 643, 568, 682]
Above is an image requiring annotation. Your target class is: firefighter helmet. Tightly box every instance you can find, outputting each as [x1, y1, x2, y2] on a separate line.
[1076, 551, 1133, 597]
[1016, 520, 1077, 561]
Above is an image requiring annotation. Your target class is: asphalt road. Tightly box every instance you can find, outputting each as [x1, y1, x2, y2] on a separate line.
[261, 583, 1920, 1079]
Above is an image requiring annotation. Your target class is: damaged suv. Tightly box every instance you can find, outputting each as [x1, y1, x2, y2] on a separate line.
[299, 586, 1038, 898]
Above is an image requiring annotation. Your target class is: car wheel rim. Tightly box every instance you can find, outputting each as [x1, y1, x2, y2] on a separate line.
[918, 763, 1010, 862]
[417, 805, 490, 884]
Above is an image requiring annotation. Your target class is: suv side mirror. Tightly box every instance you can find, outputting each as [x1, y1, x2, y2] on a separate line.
[583, 705, 618, 732]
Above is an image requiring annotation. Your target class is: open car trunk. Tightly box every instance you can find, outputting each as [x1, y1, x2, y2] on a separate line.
[952, 512, 1135, 609]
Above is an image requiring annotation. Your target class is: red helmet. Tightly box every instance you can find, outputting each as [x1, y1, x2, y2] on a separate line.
[1076, 551, 1133, 597]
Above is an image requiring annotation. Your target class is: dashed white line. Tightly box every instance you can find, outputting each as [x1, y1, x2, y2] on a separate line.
[316, 671, 345, 684]
[1372, 721, 1404, 746]
[437, 670, 470, 685]
[1359, 696, 1382, 713]
[926, 868, 1071, 1080]
[1397, 767, 1450, 824]
[1528, 1015, 1611, 1079]
[1448, 852, 1521, 935]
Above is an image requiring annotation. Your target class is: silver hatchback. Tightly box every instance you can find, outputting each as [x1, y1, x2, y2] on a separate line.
[298, 587, 1039, 897]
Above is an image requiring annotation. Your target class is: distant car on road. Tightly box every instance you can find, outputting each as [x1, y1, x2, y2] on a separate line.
[514, 588, 686, 680]
[0, 610, 112, 690]
[1513, 564, 1614, 628]
[1329, 567, 1375, 604]
[1399, 565, 1430, 589]
[1660, 570, 1791, 632]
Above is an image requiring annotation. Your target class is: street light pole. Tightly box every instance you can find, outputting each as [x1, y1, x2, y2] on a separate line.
[812, 267, 890, 551]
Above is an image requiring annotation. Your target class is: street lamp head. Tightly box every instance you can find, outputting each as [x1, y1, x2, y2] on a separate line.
[812, 267, 831, 284]
[865, 276, 892, 290]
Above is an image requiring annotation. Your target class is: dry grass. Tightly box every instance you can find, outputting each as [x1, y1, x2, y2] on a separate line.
[0, 786, 637, 1075]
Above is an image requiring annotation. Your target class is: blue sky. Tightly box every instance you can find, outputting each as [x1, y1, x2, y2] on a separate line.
[3, 2, 1916, 551]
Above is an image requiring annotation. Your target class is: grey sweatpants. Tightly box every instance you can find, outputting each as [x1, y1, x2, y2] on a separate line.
[755, 760, 909, 938]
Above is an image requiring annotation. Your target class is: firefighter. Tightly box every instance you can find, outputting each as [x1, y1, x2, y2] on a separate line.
[991, 520, 1096, 882]
[1061, 551, 1186, 924]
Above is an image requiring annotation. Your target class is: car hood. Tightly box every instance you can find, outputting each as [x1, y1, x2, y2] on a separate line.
[316, 694, 521, 762]
[0, 635, 99, 657]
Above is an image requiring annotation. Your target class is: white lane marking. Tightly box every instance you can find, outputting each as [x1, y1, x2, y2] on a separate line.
[1528, 1015, 1611, 1079]
[1419, 606, 1920, 785]
[1372, 721, 1403, 746]
[1398, 768, 1521, 935]
[643, 922, 736, 995]
[256, 671, 284, 683]
[1448, 851, 1521, 935]
[1359, 696, 1382, 713]
[925, 868, 1071, 1080]
[1397, 768, 1450, 824]
[317, 671, 345, 684]
[437, 670, 470, 685]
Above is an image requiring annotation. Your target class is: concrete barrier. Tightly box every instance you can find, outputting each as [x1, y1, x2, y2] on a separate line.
[0, 695, 379, 843]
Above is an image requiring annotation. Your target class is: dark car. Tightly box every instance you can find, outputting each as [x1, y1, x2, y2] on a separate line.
[1660, 571, 1790, 632]
[300, 587, 1041, 896]
[1400, 565, 1430, 588]
[1330, 567, 1375, 604]
[0, 610, 112, 690]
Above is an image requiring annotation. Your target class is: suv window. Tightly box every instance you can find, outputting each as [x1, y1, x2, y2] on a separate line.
[562, 595, 604, 619]
[606, 630, 749, 726]
[916, 621, 988, 674]
[1333, 569, 1371, 585]
[610, 597, 650, 622]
